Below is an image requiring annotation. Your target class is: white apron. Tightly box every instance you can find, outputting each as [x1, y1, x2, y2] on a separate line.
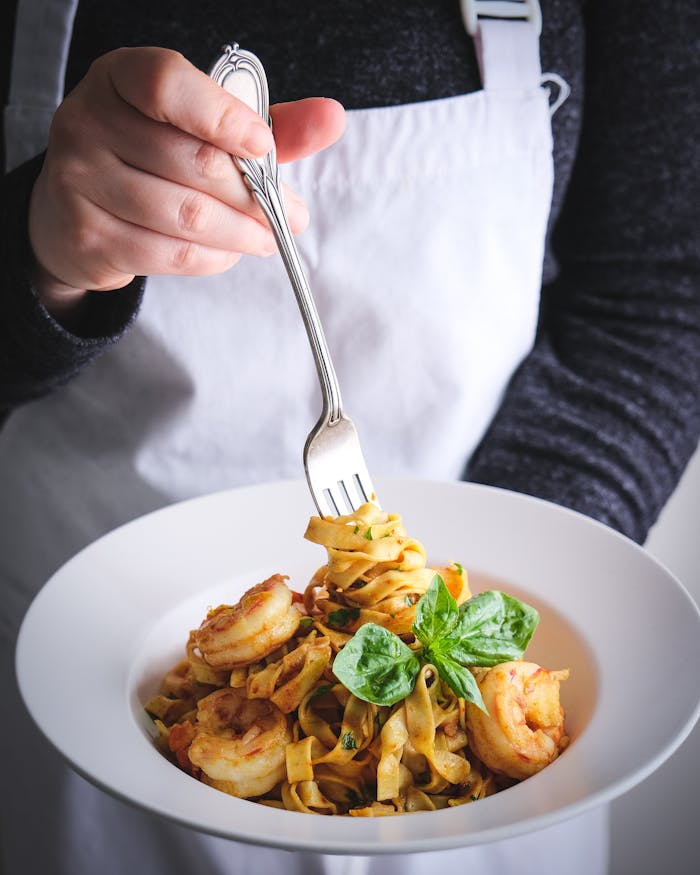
[1, 1, 608, 872]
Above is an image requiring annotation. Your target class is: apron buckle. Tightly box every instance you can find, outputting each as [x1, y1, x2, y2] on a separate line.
[460, 0, 542, 36]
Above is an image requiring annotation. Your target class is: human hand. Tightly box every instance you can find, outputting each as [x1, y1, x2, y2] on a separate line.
[28, 47, 345, 318]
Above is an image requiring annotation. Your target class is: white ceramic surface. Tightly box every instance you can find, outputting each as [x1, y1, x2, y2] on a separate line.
[15, 479, 700, 854]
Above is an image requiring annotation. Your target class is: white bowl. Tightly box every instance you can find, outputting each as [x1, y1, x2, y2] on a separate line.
[16, 479, 700, 854]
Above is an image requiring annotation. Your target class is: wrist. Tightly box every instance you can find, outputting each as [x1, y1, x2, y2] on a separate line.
[31, 260, 89, 331]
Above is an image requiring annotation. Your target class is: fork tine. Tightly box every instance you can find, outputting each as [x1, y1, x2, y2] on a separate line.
[317, 476, 373, 519]
[304, 415, 378, 517]
[324, 472, 373, 517]
[352, 471, 376, 506]
[308, 471, 365, 518]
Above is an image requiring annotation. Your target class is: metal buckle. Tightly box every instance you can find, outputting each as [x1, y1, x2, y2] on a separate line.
[460, 0, 542, 36]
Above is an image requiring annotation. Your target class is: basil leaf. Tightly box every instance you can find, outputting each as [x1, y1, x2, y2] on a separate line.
[332, 623, 420, 706]
[443, 590, 539, 667]
[425, 651, 487, 712]
[412, 575, 459, 647]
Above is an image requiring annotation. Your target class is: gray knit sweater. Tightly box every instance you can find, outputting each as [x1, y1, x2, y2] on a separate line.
[1, 0, 699, 543]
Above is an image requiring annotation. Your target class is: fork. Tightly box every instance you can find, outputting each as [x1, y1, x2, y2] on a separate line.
[209, 44, 378, 518]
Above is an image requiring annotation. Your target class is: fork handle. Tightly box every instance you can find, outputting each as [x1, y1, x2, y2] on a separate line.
[209, 44, 343, 424]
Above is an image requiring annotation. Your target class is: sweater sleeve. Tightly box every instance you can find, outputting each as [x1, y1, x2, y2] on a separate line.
[0, 152, 144, 416]
[466, 1, 700, 544]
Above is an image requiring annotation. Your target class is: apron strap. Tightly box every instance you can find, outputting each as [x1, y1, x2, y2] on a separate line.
[4, 0, 79, 170]
[461, 0, 543, 91]
[4, 0, 543, 171]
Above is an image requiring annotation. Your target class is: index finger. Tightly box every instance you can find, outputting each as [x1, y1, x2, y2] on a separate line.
[104, 47, 274, 158]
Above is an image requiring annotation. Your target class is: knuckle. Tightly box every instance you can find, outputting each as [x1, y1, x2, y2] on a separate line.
[136, 49, 185, 111]
[177, 191, 209, 236]
[169, 238, 198, 273]
[207, 97, 243, 143]
[48, 100, 73, 136]
[153, 47, 186, 71]
[84, 50, 113, 79]
[45, 159, 84, 200]
[100, 47, 129, 66]
[70, 219, 103, 263]
[48, 98, 86, 150]
[194, 141, 230, 181]
[152, 48, 186, 85]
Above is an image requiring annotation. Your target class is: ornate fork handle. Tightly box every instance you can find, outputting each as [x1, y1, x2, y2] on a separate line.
[209, 44, 342, 425]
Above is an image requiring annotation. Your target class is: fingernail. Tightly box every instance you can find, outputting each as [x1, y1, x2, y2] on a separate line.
[243, 121, 273, 156]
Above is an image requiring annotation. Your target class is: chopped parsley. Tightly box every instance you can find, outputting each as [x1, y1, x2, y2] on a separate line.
[327, 607, 361, 629]
[310, 683, 333, 700]
[341, 731, 357, 750]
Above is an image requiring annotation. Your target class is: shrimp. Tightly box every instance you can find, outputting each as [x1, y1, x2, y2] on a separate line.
[466, 661, 569, 780]
[194, 574, 300, 669]
[186, 687, 292, 798]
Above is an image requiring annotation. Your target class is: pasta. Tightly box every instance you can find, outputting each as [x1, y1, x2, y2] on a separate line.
[145, 503, 569, 815]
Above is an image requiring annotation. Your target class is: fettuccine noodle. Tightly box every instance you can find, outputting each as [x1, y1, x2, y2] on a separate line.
[145, 504, 569, 815]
